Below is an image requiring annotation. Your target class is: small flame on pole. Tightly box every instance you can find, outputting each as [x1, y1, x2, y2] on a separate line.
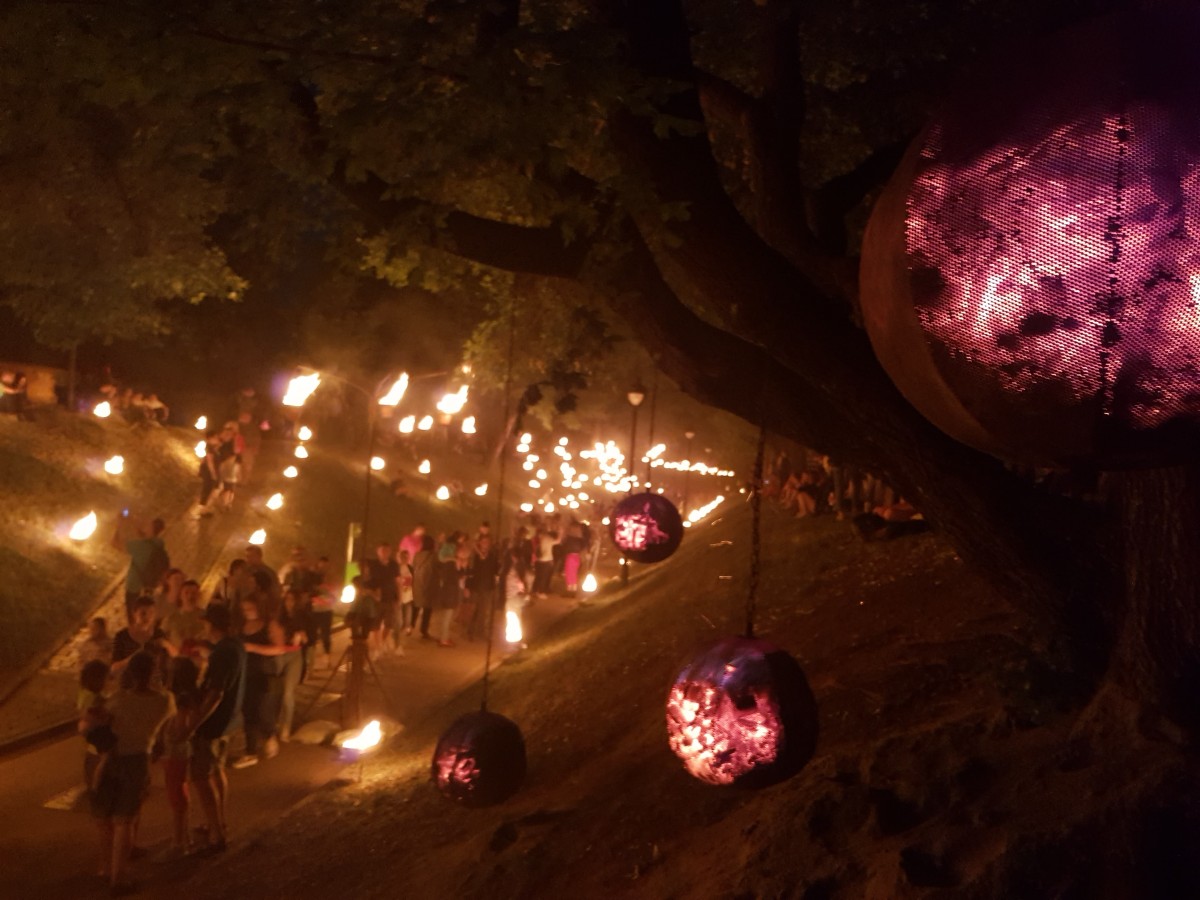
[249, 528, 266, 546]
[461, 416, 476, 434]
[194, 440, 206, 459]
[266, 493, 284, 510]
[340, 584, 356, 604]
[370, 456, 386, 471]
[505, 610, 523, 643]
[436, 385, 469, 415]
[417, 415, 433, 431]
[418, 459, 431, 475]
[69, 511, 98, 541]
[582, 573, 598, 594]
[194, 415, 207, 430]
[103, 455, 124, 475]
[282, 372, 321, 407]
[435, 485, 450, 500]
[297, 425, 313, 441]
[93, 402, 112, 419]
[474, 483, 488, 496]
[378, 373, 409, 407]
[398, 415, 415, 434]
[294, 445, 309, 459]
[284, 465, 299, 478]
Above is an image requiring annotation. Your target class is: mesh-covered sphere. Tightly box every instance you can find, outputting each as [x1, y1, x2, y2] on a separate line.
[861, 10, 1200, 466]
[431, 711, 526, 807]
[666, 636, 817, 789]
[608, 492, 683, 564]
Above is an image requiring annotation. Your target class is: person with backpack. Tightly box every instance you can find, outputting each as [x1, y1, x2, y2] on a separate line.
[113, 514, 170, 621]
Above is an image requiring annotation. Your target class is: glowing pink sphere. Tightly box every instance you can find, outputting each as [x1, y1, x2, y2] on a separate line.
[666, 636, 817, 789]
[861, 10, 1200, 465]
[432, 711, 526, 807]
[608, 492, 683, 564]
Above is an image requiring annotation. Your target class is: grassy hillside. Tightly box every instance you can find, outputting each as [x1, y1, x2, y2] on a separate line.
[0, 410, 196, 668]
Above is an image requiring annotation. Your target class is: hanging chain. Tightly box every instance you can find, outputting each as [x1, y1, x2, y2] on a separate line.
[745, 417, 767, 639]
[481, 300, 518, 711]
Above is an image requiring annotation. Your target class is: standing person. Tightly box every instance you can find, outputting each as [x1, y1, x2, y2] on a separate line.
[277, 590, 309, 741]
[162, 580, 205, 661]
[161, 657, 200, 857]
[398, 523, 426, 562]
[111, 597, 167, 678]
[213, 558, 255, 610]
[463, 535, 500, 641]
[113, 515, 170, 621]
[365, 543, 401, 653]
[307, 556, 336, 669]
[94, 651, 174, 894]
[411, 534, 438, 640]
[217, 420, 244, 511]
[532, 526, 558, 599]
[188, 603, 246, 857]
[430, 536, 465, 647]
[233, 596, 274, 768]
[396, 549, 415, 636]
[244, 545, 281, 616]
[561, 520, 586, 596]
[153, 568, 185, 627]
[236, 411, 262, 480]
[194, 430, 222, 518]
[80, 617, 114, 668]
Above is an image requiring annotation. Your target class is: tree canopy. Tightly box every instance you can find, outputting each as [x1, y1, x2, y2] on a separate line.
[15, 0, 1198, 718]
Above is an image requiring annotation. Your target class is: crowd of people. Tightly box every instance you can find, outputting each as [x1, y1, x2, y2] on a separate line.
[80, 503, 598, 894]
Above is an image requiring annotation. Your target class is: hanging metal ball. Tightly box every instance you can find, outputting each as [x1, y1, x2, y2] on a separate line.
[608, 491, 683, 564]
[432, 710, 527, 807]
[666, 636, 817, 789]
[860, 9, 1200, 467]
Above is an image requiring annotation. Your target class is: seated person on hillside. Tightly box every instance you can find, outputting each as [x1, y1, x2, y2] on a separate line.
[0, 370, 32, 420]
[853, 498, 929, 541]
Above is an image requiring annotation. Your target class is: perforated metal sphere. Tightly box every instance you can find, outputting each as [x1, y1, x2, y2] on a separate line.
[608, 492, 683, 564]
[432, 711, 526, 807]
[666, 636, 817, 789]
[861, 10, 1200, 466]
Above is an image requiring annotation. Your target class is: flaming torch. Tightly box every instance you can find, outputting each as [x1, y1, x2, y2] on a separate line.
[266, 493, 284, 510]
[370, 456, 386, 471]
[103, 455, 124, 475]
[69, 511, 98, 541]
[297, 425, 313, 441]
[282, 372, 321, 407]
[194, 416, 207, 430]
[505, 609, 523, 644]
[436, 385, 469, 415]
[398, 415, 416, 434]
[93, 401, 112, 419]
[337, 719, 383, 762]
[248, 528, 266, 546]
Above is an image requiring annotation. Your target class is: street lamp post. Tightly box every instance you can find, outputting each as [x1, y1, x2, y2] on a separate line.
[623, 382, 646, 586]
[682, 429, 696, 516]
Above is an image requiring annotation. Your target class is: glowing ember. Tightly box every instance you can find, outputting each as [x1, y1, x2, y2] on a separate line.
[103, 455, 124, 475]
[248, 528, 266, 546]
[582, 573, 598, 594]
[418, 415, 433, 431]
[378, 373, 409, 407]
[370, 456, 386, 471]
[462, 416, 476, 434]
[194, 416, 207, 430]
[666, 636, 817, 788]
[436, 485, 450, 500]
[432, 710, 527, 807]
[282, 372, 321, 407]
[69, 511, 98, 541]
[93, 402, 111, 419]
[505, 610, 523, 643]
[436, 385, 469, 415]
[474, 483, 488, 496]
[283, 465, 299, 478]
[294, 445, 309, 459]
[194, 440, 206, 459]
[340, 584, 356, 604]
[398, 415, 416, 434]
[341, 719, 382, 752]
[297, 425, 313, 441]
[266, 492, 284, 510]
[418, 459, 431, 474]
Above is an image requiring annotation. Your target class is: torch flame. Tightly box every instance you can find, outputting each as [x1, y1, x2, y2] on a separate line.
[377, 373, 409, 407]
[417, 415, 433, 431]
[297, 425, 313, 441]
[103, 455, 124, 475]
[398, 415, 415, 434]
[194, 440, 206, 459]
[249, 528, 266, 545]
[435, 485, 450, 500]
[69, 511, 98, 541]
[436, 385, 469, 415]
[582, 573, 598, 593]
[93, 402, 112, 419]
[194, 416, 207, 430]
[505, 610, 523, 643]
[283, 465, 299, 478]
[461, 416, 476, 434]
[340, 584, 356, 604]
[342, 719, 382, 752]
[282, 372, 321, 407]
[418, 459, 431, 474]
[474, 483, 488, 496]
[294, 445, 309, 459]
[266, 492, 283, 510]
[370, 456, 386, 471]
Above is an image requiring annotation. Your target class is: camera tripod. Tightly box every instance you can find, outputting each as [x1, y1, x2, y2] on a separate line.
[300, 634, 398, 729]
